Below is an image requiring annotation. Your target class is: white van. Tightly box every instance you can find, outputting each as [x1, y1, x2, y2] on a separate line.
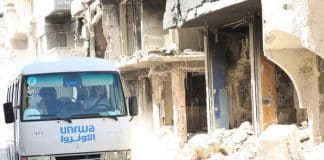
[3, 57, 138, 160]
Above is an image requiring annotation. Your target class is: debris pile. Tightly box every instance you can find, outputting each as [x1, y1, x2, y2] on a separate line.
[116, 50, 159, 66]
[116, 48, 204, 67]
[259, 124, 304, 160]
[178, 121, 257, 160]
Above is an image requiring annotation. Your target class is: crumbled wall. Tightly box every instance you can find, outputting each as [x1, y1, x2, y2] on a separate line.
[225, 31, 252, 128]
[142, 0, 166, 50]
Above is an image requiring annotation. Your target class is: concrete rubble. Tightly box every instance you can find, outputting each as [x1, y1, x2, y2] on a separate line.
[259, 124, 304, 160]
[178, 121, 257, 160]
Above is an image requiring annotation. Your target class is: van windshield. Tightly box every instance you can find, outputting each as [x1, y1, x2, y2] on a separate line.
[21, 72, 126, 121]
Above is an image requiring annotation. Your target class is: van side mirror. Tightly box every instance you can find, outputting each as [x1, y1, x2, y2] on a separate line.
[128, 96, 138, 116]
[3, 103, 14, 123]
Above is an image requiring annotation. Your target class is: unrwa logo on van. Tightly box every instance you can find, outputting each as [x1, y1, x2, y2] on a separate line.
[60, 125, 96, 143]
[60, 125, 95, 134]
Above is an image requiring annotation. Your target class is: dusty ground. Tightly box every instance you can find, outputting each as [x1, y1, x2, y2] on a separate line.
[131, 121, 324, 160]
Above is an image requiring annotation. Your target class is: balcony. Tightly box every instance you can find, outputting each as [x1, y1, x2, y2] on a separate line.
[163, 0, 259, 29]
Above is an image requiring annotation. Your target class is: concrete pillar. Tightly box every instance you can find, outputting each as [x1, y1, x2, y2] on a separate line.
[119, 4, 128, 56]
[171, 65, 187, 145]
[151, 75, 163, 132]
[102, 2, 122, 61]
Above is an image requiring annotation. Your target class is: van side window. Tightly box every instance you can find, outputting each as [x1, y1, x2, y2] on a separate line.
[9, 85, 14, 103]
[7, 87, 10, 102]
[17, 79, 22, 106]
[13, 82, 19, 119]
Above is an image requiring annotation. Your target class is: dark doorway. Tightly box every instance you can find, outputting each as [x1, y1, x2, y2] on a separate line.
[275, 66, 300, 124]
[185, 72, 207, 133]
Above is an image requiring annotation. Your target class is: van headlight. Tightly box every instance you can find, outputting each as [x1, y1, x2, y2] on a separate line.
[103, 150, 131, 160]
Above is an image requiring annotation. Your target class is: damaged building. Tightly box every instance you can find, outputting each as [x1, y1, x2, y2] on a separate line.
[65, 0, 324, 150]
[163, 0, 324, 146]
[70, 0, 209, 148]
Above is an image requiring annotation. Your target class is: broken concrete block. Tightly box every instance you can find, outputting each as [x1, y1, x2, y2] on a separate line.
[187, 134, 221, 159]
[259, 124, 304, 160]
[210, 128, 226, 139]
[239, 121, 254, 135]
[178, 144, 197, 160]
[220, 141, 235, 155]
[208, 152, 225, 160]
[299, 128, 310, 142]
[196, 146, 219, 159]
[232, 128, 248, 144]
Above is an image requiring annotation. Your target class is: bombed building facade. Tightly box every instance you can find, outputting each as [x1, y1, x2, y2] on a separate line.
[68, 0, 324, 146]
[1, 0, 324, 157]
[162, 0, 324, 144]
[67, 0, 324, 148]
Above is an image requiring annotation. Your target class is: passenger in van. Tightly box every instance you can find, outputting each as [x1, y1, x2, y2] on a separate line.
[38, 87, 61, 115]
[23, 94, 42, 120]
[85, 85, 109, 110]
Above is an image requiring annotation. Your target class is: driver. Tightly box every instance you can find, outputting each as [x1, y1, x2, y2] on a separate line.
[38, 87, 61, 115]
[85, 85, 109, 109]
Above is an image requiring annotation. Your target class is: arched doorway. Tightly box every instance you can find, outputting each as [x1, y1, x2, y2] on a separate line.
[275, 66, 307, 125]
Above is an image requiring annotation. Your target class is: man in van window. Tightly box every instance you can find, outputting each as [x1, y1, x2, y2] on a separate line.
[23, 94, 42, 120]
[85, 85, 109, 110]
[38, 87, 61, 115]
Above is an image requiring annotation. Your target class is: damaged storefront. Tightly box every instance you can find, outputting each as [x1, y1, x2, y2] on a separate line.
[163, 0, 310, 142]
